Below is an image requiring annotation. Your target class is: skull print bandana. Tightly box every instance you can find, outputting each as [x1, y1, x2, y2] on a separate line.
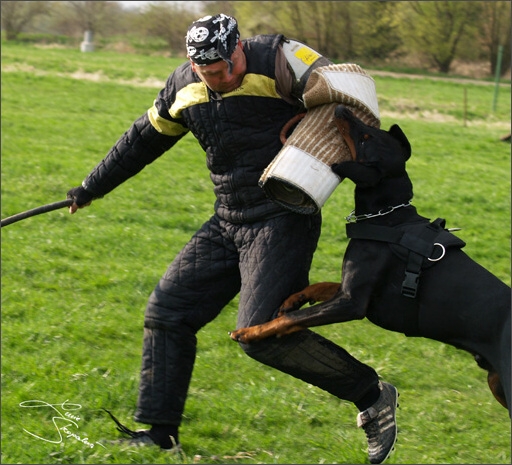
[186, 14, 240, 72]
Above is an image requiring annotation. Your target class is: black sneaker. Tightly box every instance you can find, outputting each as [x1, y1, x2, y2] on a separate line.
[111, 429, 181, 451]
[103, 409, 181, 451]
[357, 382, 398, 464]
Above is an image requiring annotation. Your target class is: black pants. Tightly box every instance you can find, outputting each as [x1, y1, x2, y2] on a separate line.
[135, 212, 379, 426]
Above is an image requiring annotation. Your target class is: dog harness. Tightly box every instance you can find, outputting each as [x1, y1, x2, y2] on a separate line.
[346, 217, 466, 335]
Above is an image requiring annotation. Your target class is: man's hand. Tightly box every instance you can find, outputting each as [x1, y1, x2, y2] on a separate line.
[66, 186, 94, 214]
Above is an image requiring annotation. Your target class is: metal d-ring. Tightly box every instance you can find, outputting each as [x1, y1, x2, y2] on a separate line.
[428, 243, 446, 262]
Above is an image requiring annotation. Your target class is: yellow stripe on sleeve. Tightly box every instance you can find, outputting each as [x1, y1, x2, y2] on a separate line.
[147, 103, 189, 136]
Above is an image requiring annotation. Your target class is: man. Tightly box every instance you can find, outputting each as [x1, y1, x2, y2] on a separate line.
[67, 14, 398, 464]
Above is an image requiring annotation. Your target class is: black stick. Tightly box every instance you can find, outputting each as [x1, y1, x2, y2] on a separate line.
[1, 199, 74, 227]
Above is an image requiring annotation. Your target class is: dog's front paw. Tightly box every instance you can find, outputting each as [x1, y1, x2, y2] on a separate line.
[229, 328, 252, 344]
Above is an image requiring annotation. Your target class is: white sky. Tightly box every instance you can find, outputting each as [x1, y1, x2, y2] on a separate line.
[118, 1, 200, 11]
[118, 1, 154, 9]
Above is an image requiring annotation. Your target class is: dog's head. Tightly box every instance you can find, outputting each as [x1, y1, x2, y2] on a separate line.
[332, 105, 411, 188]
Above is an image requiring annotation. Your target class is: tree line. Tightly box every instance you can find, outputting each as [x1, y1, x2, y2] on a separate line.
[1, 1, 510, 77]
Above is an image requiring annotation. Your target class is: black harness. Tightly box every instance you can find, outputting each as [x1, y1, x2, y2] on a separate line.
[346, 218, 466, 335]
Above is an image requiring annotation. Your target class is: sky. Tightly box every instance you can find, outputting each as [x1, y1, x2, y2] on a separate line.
[118, 1, 154, 9]
[118, 1, 200, 11]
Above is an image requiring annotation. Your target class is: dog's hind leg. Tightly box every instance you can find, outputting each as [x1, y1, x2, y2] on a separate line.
[488, 371, 507, 409]
[475, 354, 508, 410]
[498, 315, 511, 414]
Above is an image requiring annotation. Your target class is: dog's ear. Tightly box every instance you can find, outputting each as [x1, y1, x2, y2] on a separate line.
[332, 162, 381, 188]
[389, 124, 411, 161]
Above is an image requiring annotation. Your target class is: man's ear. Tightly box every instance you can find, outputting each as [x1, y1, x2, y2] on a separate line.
[388, 124, 411, 161]
[332, 162, 381, 188]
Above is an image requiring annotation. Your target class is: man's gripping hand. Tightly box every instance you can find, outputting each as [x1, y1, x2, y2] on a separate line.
[67, 186, 94, 213]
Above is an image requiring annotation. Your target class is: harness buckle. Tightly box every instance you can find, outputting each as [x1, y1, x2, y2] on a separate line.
[402, 271, 420, 298]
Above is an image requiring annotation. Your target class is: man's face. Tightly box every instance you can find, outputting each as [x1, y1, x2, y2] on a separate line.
[190, 42, 247, 93]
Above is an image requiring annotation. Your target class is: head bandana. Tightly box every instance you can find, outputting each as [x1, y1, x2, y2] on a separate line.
[186, 14, 240, 73]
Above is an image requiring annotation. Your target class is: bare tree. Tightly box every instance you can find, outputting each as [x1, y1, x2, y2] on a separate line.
[1, 1, 51, 40]
[137, 2, 198, 56]
[400, 1, 482, 74]
[198, 1, 237, 17]
[479, 1, 511, 76]
[229, 1, 399, 62]
[351, 2, 402, 61]
[230, 1, 282, 37]
[46, 1, 125, 39]
[66, 1, 123, 36]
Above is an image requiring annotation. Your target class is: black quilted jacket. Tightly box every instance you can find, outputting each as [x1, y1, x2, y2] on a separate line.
[82, 34, 327, 223]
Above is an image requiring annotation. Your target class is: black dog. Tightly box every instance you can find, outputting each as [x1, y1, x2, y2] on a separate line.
[230, 105, 511, 414]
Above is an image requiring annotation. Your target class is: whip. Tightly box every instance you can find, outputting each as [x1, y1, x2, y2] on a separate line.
[1, 199, 73, 227]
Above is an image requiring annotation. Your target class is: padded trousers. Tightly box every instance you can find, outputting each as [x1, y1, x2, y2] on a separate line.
[134, 212, 379, 426]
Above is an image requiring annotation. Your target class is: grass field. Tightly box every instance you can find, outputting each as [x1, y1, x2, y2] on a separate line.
[1, 42, 510, 464]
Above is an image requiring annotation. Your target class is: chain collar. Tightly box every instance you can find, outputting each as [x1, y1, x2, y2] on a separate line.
[345, 200, 413, 223]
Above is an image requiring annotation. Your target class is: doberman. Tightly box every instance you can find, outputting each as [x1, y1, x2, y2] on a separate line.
[230, 105, 511, 414]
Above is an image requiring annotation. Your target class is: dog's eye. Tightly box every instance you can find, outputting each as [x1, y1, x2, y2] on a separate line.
[363, 134, 370, 140]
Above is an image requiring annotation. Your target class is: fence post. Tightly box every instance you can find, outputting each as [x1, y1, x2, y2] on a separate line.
[492, 45, 503, 112]
[463, 87, 467, 127]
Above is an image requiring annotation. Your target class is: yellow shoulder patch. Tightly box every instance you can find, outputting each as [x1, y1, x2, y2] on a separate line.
[155, 74, 282, 130]
[222, 74, 281, 99]
[148, 101, 189, 136]
[169, 82, 209, 119]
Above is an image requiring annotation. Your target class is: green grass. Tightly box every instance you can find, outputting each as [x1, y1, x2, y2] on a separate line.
[1, 42, 510, 464]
